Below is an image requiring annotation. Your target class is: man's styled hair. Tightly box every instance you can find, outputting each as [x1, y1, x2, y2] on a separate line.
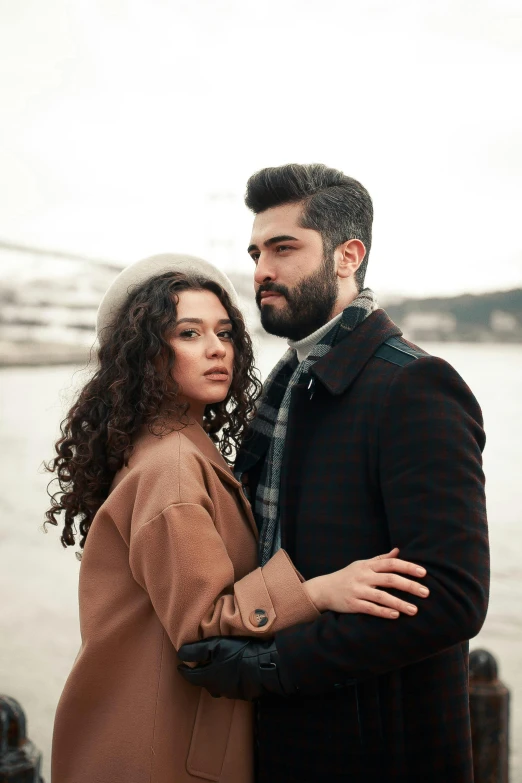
[245, 163, 373, 290]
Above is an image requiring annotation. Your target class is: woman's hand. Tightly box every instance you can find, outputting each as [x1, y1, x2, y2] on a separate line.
[304, 548, 429, 618]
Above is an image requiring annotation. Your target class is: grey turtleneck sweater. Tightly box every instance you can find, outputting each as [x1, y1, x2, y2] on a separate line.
[288, 312, 343, 363]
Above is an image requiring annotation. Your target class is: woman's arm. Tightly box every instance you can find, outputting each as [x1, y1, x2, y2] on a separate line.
[129, 501, 428, 653]
[128, 501, 320, 650]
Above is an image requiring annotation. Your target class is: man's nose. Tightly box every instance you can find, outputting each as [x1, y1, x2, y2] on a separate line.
[253, 254, 275, 286]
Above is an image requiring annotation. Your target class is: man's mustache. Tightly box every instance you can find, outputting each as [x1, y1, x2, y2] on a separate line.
[255, 283, 290, 308]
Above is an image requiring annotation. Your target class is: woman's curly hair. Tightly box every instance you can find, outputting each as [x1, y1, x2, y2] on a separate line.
[44, 271, 261, 551]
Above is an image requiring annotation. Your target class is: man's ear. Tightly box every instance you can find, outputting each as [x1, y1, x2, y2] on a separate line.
[335, 239, 366, 279]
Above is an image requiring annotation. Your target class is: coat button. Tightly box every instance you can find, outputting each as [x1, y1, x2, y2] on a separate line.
[249, 609, 268, 628]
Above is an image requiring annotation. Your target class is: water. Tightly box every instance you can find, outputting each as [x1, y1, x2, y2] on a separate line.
[1, 340, 521, 781]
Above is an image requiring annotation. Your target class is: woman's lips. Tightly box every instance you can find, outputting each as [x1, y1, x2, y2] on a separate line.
[204, 368, 230, 381]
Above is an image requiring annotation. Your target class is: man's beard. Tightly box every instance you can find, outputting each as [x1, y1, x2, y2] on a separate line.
[256, 253, 338, 342]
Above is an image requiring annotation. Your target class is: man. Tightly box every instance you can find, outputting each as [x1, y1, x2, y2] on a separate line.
[179, 164, 489, 782]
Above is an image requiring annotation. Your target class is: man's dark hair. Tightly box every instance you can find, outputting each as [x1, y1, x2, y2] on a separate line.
[245, 163, 373, 290]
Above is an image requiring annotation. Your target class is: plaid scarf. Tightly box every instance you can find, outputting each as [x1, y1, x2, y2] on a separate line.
[236, 288, 378, 565]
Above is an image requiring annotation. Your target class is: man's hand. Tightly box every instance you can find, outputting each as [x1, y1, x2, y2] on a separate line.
[304, 547, 429, 617]
[177, 636, 295, 701]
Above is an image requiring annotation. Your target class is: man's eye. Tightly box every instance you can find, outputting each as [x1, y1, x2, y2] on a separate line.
[276, 245, 292, 253]
[250, 254, 259, 264]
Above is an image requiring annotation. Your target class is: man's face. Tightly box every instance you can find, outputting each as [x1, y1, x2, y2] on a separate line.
[248, 202, 338, 341]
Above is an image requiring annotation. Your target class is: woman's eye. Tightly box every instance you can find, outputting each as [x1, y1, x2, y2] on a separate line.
[218, 330, 234, 340]
[179, 329, 199, 338]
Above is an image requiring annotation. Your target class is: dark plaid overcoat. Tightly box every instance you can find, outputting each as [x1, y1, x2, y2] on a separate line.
[236, 309, 489, 783]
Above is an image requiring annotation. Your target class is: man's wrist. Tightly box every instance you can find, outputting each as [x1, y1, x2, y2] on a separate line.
[272, 643, 299, 695]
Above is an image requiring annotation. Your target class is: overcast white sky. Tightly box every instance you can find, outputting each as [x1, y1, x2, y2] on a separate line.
[1, 0, 521, 297]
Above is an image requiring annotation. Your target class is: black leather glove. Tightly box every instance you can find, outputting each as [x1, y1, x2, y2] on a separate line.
[177, 636, 296, 701]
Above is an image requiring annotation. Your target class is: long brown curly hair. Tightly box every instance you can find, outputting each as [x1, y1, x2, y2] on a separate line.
[44, 271, 261, 551]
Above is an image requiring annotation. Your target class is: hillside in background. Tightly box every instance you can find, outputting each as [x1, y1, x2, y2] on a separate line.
[1, 240, 521, 365]
[382, 289, 522, 342]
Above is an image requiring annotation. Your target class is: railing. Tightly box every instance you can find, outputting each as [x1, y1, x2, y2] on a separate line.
[0, 695, 43, 782]
[470, 649, 510, 783]
[0, 649, 511, 782]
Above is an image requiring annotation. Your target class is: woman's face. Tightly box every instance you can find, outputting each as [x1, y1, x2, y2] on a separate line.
[168, 289, 235, 422]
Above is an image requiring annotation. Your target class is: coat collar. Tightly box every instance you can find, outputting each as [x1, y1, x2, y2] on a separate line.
[180, 420, 239, 485]
[310, 309, 402, 395]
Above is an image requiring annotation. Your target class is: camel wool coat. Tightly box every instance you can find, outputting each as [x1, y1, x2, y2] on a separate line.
[51, 421, 320, 783]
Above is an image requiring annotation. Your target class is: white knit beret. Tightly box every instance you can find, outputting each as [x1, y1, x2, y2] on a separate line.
[96, 253, 240, 340]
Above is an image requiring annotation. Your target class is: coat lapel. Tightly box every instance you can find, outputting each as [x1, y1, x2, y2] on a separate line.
[181, 421, 259, 540]
[311, 309, 402, 395]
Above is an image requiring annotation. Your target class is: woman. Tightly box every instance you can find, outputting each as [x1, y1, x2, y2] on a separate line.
[46, 254, 428, 783]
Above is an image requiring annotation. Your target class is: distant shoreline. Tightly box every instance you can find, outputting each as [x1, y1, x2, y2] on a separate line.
[0, 342, 94, 368]
[1, 336, 521, 369]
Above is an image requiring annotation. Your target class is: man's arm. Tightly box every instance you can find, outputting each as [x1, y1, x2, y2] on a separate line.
[272, 355, 489, 693]
[179, 356, 489, 699]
